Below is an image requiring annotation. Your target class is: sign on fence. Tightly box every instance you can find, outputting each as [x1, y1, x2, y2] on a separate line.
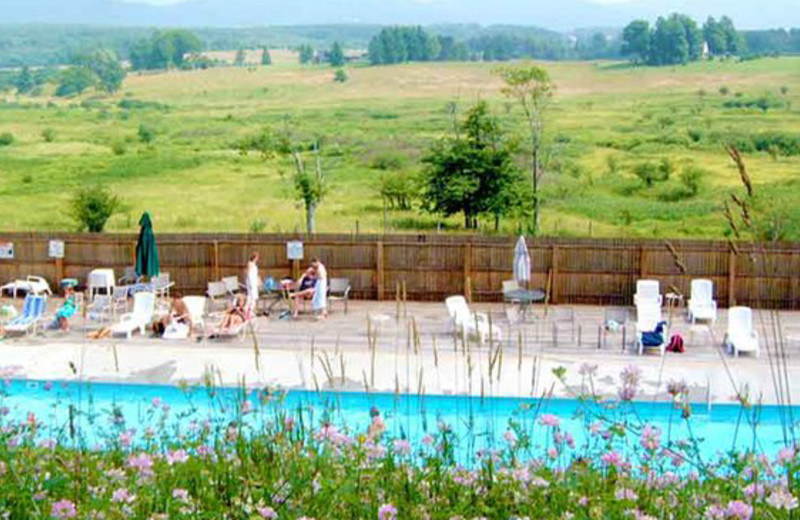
[48, 240, 65, 259]
[287, 241, 304, 260]
[0, 242, 13, 260]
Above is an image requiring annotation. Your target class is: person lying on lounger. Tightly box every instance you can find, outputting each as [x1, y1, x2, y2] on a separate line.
[217, 294, 248, 333]
[291, 267, 317, 318]
[154, 293, 192, 338]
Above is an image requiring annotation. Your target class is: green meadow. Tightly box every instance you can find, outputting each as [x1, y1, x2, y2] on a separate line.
[0, 55, 798, 238]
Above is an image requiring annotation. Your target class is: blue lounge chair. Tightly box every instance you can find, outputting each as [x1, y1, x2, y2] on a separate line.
[5, 295, 47, 336]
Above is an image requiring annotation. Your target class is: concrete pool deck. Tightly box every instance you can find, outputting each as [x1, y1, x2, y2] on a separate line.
[2, 300, 799, 406]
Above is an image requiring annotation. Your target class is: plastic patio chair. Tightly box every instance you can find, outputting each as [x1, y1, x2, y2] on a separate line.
[726, 306, 759, 357]
[634, 280, 663, 308]
[688, 279, 717, 324]
[328, 278, 351, 314]
[445, 295, 501, 345]
[110, 292, 155, 339]
[4, 294, 47, 336]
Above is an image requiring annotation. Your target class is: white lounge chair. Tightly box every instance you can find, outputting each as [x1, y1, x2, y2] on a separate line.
[445, 295, 501, 345]
[110, 292, 155, 339]
[4, 294, 47, 336]
[183, 296, 206, 334]
[1, 276, 52, 298]
[634, 280, 662, 307]
[222, 276, 242, 295]
[726, 306, 759, 357]
[635, 303, 668, 356]
[688, 279, 717, 324]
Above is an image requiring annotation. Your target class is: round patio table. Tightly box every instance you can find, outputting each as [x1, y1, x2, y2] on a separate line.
[505, 288, 546, 320]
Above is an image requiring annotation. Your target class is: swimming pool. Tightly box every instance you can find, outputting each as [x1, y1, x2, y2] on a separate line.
[1, 378, 796, 464]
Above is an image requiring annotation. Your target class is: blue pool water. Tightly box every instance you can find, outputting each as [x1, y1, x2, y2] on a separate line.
[1, 379, 797, 464]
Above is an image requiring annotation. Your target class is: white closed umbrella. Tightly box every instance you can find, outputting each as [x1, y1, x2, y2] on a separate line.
[513, 236, 531, 286]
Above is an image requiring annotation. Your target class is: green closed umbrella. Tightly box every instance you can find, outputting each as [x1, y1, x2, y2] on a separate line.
[135, 212, 160, 279]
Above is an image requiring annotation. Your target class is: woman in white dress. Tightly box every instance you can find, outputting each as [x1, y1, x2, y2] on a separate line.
[311, 257, 328, 320]
[245, 252, 260, 312]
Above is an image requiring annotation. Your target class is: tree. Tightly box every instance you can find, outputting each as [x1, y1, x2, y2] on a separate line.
[129, 30, 202, 70]
[234, 48, 246, 67]
[496, 65, 554, 236]
[55, 67, 96, 97]
[333, 69, 348, 83]
[291, 142, 327, 234]
[328, 41, 345, 67]
[622, 20, 651, 64]
[261, 47, 272, 66]
[421, 101, 521, 230]
[74, 50, 126, 93]
[70, 186, 121, 233]
[298, 45, 314, 65]
[13, 66, 35, 94]
[719, 16, 743, 55]
[703, 17, 727, 56]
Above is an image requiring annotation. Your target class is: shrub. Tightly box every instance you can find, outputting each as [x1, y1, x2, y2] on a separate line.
[138, 123, 156, 144]
[370, 152, 406, 171]
[333, 69, 348, 83]
[605, 155, 620, 176]
[687, 128, 704, 143]
[0, 132, 14, 146]
[723, 95, 784, 112]
[70, 185, 121, 233]
[680, 166, 707, 196]
[21, 173, 33, 184]
[718, 86, 730, 95]
[111, 142, 127, 156]
[379, 172, 418, 210]
[41, 128, 56, 142]
[632, 162, 669, 188]
[250, 219, 267, 233]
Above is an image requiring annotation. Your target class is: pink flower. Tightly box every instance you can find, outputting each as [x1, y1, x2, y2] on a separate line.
[378, 504, 397, 520]
[704, 505, 725, 519]
[44, 381, 54, 391]
[766, 487, 799, 510]
[777, 446, 796, 466]
[51, 499, 77, 519]
[601, 450, 626, 470]
[241, 400, 254, 415]
[421, 434, 434, 446]
[257, 506, 278, 519]
[615, 488, 638, 501]
[726, 500, 753, 520]
[393, 439, 411, 456]
[283, 416, 295, 431]
[151, 397, 162, 408]
[547, 447, 558, 460]
[127, 453, 154, 476]
[111, 488, 135, 504]
[503, 430, 518, 447]
[578, 496, 589, 506]
[639, 425, 661, 451]
[538, 414, 560, 428]
[166, 449, 189, 465]
[119, 430, 134, 448]
[743, 483, 765, 499]
[172, 488, 190, 503]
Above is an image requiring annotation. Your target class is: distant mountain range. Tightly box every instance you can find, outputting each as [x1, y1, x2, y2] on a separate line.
[2, 0, 798, 30]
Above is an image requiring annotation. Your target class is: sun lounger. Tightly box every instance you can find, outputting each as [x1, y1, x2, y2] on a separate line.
[726, 306, 759, 357]
[110, 292, 155, 339]
[1, 276, 52, 299]
[688, 279, 717, 324]
[209, 303, 255, 340]
[4, 294, 47, 336]
[634, 279, 662, 307]
[445, 295, 501, 345]
[635, 303, 667, 356]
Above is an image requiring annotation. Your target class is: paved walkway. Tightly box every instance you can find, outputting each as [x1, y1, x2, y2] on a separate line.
[2, 300, 799, 405]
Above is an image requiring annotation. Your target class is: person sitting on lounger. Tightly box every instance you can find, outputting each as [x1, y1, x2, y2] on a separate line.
[54, 286, 78, 332]
[217, 294, 248, 332]
[154, 293, 192, 337]
[291, 267, 317, 318]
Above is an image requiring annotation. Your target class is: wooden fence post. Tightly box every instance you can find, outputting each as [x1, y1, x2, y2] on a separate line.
[376, 241, 384, 301]
[463, 243, 472, 302]
[551, 246, 560, 304]
[212, 240, 220, 281]
[728, 249, 737, 308]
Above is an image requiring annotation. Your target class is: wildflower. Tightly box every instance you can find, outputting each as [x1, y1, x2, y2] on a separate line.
[44, 381, 53, 391]
[118, 430, 134, 448]
[564, 432, 575, 449]
[776, 446, 796, 466]
[601, 450, 626, 470]
[538, 414, 560, 428]
[547, 447, 558, 460]
[421, 434, 434, 446]
[589, 422, 602, 436]
[703, 505, 725, 519]
[172, 488, 190, 503]
[666, 379, 688, 397]
[111, 488, 135, 504]
[151, 397, 162, 408]
[503, 430, 518, 447]
[127, 453, 154, 476]
[639, 425, 661, 451]
[241, 400, 254, 415]
[615, 488, 638, 501]
[578, 363, 598, 377]
[766, 487, 799, 510]
[743, 483, 765, 499]
[618, 365, 641, 402]
[578, 496, 589, 506]
[166, 449, 189, 465]
[283, 416, 295, 431]
[726, 500, 753, 520]
[378, 504, 397, 520]
[530, 476, 549, 488]
[51, 499, 77, 519]
[393, 439, 411, 456]
[257, 507, 278, 519]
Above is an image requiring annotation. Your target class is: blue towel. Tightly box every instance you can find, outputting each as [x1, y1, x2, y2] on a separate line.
[642, 321, 667, 347]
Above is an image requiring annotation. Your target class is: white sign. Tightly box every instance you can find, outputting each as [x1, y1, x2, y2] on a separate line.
[0, 242, 13, 260]
[287, 241, 304, 260]
[48, 240, 65, 259]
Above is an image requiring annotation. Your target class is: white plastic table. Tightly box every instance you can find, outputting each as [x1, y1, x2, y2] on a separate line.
[88, 269, 116, 300]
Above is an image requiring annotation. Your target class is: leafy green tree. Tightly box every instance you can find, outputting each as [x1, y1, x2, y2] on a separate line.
[622, 21, 651, 65]
[138, 124, 156, 144]
[74, 50, 126, 93]
[496, 65, 554, 236]
[333, 69, 348, 83]
[422, 101, 521, 230]
[234, 48, 246, 67]
[70, 186, 121, 233]
[703, 17, 727, 56]
[129, 30, 202, 70]
[55, 67, 95, 97]
[290, 141, 327, 234]
[719, 16, 743, 55]
[328, 41, 345, 67]
[13, 66, 35, 94]
[298, 45, 314, 65]
[261, 47, 272, 66]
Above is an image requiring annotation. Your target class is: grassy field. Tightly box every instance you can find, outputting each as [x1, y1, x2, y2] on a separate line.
[0, 56, 798, 238]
